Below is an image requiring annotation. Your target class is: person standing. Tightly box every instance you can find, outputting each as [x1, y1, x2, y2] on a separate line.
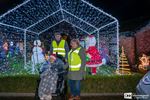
[68, 39, 86, 100]
[3, 40, 8, 53]
[50, 32, 69, 60]
[2, 40, 8, 59]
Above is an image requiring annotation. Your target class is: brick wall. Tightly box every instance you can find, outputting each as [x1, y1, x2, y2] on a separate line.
[135, 28, 150, 56]
[120, 36, 135, 65]
[119, 27, 150, 66]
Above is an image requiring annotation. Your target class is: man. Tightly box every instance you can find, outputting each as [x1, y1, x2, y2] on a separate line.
[50, 32, 69, 60]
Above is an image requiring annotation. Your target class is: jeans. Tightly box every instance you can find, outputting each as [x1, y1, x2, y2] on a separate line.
[68, 80, 81, 96]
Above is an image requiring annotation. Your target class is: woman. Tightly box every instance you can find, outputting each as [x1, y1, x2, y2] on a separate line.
[68, 39, 86, 100]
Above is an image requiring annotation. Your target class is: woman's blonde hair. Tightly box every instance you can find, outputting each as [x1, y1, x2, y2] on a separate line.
[70, 39, 80, 46]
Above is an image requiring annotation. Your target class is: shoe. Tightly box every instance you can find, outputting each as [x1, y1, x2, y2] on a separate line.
[74, 96, 80, 100]
[68, 95, 74, 100]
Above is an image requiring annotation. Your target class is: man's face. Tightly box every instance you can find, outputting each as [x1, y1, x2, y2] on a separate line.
[55, 34, 61, 41]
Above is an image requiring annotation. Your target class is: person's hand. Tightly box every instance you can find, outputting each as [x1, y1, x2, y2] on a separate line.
[80, 70, 86, 80]
[64, 63, 69, 70]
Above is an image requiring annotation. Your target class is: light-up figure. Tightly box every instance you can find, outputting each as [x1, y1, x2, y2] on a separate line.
[85, 35, 102, 75]
[31, 40, 45, 73]
[138, 54, 150, 73]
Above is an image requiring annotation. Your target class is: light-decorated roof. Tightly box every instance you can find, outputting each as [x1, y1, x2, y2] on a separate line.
[0, 0, 118, 35]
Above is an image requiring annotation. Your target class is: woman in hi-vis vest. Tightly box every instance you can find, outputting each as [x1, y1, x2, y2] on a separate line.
[68, 39, 86, 100]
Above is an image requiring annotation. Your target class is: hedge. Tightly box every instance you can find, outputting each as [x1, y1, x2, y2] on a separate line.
[81, 74, 143, 93]
[0, 74, 143, 93]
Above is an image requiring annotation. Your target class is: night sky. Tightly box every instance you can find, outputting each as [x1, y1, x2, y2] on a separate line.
[0, 0, 150, 31]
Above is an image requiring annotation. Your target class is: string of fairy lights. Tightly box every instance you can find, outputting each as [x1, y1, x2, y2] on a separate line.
[28, 11, 63, 33]
[0, 0, 119, 68]
[0, 0, 60, 29]
[61, 0, 116, 29]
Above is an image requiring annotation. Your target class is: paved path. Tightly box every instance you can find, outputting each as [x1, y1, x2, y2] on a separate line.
[0, 93, 124, 100]
[0, 92, 123, 97]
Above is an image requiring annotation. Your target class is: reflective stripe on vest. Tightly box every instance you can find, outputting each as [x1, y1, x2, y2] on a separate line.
[68, 47, 81, 71]
[52, 40, 65, 56]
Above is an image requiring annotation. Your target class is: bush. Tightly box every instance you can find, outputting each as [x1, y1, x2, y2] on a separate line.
[96, 65, 116, 75]
[0, 75, 39, 93]
[0, 74, 143, 93]
[82, 74, 143, 93]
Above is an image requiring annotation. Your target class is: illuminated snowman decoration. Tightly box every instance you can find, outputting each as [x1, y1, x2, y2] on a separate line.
[31, 40, 45, 73]
[9, 41, 15, 57]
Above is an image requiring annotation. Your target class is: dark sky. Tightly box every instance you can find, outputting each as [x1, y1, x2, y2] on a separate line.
[87, 0, 150, 20]
[0, 0, 150, 31]
[0, 0, 24, 13]
[87, 0, 150, 31]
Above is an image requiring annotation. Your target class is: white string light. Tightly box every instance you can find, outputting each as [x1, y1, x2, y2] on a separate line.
[38, 20, 65, 34]
[0, 0, 119, 67]
[0, 22, 37, 34]
[64, 20, 90, 34]
[26, 10, 61, 30]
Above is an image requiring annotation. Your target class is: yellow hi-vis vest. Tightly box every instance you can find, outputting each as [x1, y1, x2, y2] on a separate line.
[52, 40, 65, 57]
[68, 47, 81, 71]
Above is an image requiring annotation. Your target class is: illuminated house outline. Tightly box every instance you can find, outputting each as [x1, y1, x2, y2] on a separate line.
[0, 0, 119, 68]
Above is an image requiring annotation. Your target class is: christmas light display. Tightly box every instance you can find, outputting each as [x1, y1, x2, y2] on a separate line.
[116, 46, 131, 75]
[0, 0, 119, 68]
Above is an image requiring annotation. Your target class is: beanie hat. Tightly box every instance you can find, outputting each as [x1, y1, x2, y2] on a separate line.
[50, 54, 56, 60]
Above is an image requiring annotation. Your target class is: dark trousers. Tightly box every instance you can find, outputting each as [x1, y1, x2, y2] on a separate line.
[68, 80, 81, 96]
